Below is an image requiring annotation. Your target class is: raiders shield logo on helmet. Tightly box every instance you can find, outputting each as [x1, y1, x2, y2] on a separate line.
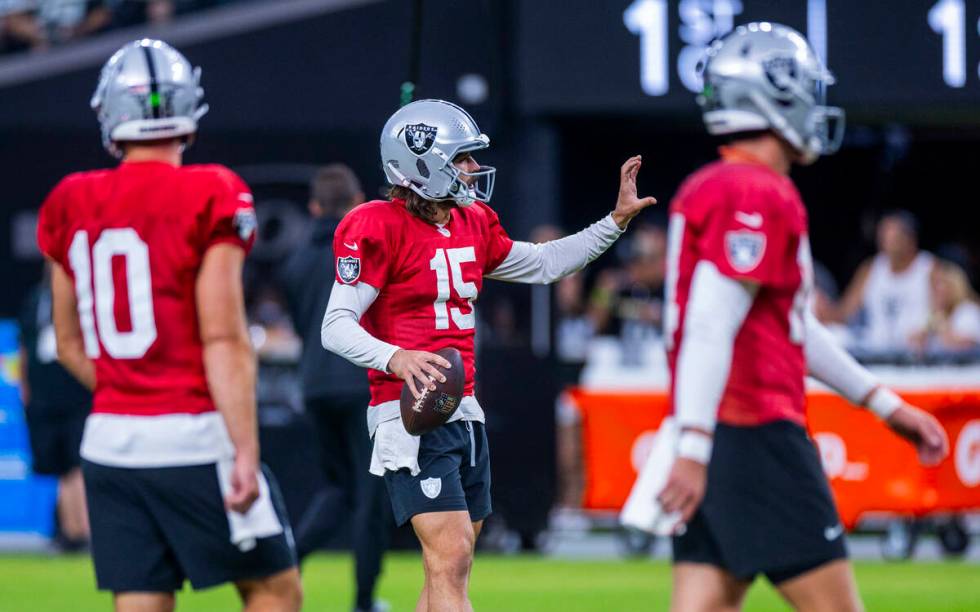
[404, 123, 437, 155]
[725, 230, 767, 272]
[337, 256, 361, 284]
[762, 55, 798, 95]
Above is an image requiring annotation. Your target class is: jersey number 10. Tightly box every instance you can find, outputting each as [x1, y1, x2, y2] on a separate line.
[68, 229, 158, 359]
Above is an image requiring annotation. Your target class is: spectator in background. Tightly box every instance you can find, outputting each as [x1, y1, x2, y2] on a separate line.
[18, 262, 92, 550]
[0, 1, 109, 52]
[589, 224, 666, 362]
[811, 260, 840, 324]
[552, 271, 590, 518]
[37, 0, 110, 45]
[909, 261, 980, 354]
[109, 0, 176, 28]
[2, 4, 49, 53]
[278, 164, 391, 612]
[834, 211, 935, 353]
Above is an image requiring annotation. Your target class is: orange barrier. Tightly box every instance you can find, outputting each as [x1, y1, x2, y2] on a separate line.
[570, 388, 980, 528]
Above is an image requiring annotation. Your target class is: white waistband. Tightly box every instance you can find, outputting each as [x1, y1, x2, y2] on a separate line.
[81, 412, 235, 468]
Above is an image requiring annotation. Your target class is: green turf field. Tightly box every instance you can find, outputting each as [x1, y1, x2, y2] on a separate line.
[1, 553, 978, 611]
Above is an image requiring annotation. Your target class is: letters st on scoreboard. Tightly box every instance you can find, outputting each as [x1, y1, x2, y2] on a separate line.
[517, 0, 980, 119]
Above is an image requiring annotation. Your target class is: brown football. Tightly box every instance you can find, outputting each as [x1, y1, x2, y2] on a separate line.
[399, 347, 466, 436]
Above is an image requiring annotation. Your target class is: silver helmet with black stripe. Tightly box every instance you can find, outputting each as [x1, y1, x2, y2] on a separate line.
[697, 22, 844, 164]
[380, 99, 495, 207]
[91, 39, 208, 158]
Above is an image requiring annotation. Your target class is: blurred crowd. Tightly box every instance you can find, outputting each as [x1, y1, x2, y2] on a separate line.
[0, 0, 242, 54]
[548, 211, 980, 369]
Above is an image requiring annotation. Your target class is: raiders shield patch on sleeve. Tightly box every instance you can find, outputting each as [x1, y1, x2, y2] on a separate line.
[725, 230, 767, 272]
[337, 255, 361, 284]
[233, 208, 257, 242]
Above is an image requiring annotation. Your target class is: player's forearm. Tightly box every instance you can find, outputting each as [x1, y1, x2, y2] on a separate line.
[203, 337, 259, 459]
[673, 262, 755, 462]
[803, 311, 901, 419]
[50, 261, 95, 391]
[486, 214, 625, 284]
[321, 281, 400, 372]
[321, 311, 400, 372]
[55, 338, 96, 391]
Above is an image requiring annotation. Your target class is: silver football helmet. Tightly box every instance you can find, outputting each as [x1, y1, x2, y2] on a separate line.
[380, 99, 495, 207]
[698, 22, 844, 164]
[91, 39, 208, 158]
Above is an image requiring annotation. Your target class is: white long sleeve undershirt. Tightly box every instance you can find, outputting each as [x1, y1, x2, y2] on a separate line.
[673, 261, 755, 440]
[486, 214, 625, 283]
[320, 281, 399, 373]
[804, 310, 890, 410]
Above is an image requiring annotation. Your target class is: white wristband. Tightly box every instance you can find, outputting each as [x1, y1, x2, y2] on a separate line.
[867, 387, 903, 419]
[677, 430, 713, 465]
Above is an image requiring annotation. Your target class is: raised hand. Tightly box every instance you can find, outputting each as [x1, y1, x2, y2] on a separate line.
[611, 155, 658, 229]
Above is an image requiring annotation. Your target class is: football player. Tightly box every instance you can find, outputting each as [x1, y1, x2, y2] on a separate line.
[322, 99, 656, 611]
[658, 23, 949, 611]
[38, 40, 301, 612]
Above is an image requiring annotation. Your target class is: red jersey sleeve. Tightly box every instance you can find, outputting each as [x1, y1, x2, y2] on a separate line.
[333, 205, 392, 289]
[200, 167, 257, 253]
[689, 180, 801, 288]
[476, 201, 514, 274]
[37, 176, 74, 266]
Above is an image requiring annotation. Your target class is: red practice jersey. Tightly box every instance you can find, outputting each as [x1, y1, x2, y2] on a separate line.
[333, 198, 514, 406]
[37, 161, 256, 417]
[664, 149, 813, 427]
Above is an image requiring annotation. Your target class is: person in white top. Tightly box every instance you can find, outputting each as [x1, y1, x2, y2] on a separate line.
[910, 260, 980, 353]
[835, 211, 935, 352]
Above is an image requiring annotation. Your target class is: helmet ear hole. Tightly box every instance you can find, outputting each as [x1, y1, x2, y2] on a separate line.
[416, 158, 430, 179]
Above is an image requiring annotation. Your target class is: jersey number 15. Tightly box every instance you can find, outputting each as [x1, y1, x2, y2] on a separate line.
[430, 247, 477, 331]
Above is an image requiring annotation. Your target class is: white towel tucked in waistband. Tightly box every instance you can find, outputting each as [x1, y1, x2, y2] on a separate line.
[216, 459, 284, 551]
[370, 417, 421, 477]
[620, 417, 683, 536]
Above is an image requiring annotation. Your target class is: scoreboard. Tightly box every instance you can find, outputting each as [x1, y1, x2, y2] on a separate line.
[516, 0, 980, 122]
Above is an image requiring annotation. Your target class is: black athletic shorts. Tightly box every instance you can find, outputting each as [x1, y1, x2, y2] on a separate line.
[25, 404, 87, 476]
[672, 420, 848, 585]
[384, 420, 491, 526]
[82, 460, 297, 592]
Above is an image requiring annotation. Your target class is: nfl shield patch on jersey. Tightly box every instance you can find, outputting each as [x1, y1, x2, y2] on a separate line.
[337, 256, 361, 284]
[420, 477, 442, 499]
[725, 230, 767, 272]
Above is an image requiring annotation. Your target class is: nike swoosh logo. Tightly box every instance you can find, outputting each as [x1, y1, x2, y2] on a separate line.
[735, 211, 763, 229]
[344, 242, 359, 251]
[824, 524, 844, 541]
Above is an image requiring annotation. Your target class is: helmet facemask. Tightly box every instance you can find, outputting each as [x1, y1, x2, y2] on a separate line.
[381, 99, 497, 207]
[444, 143, 496, 207]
